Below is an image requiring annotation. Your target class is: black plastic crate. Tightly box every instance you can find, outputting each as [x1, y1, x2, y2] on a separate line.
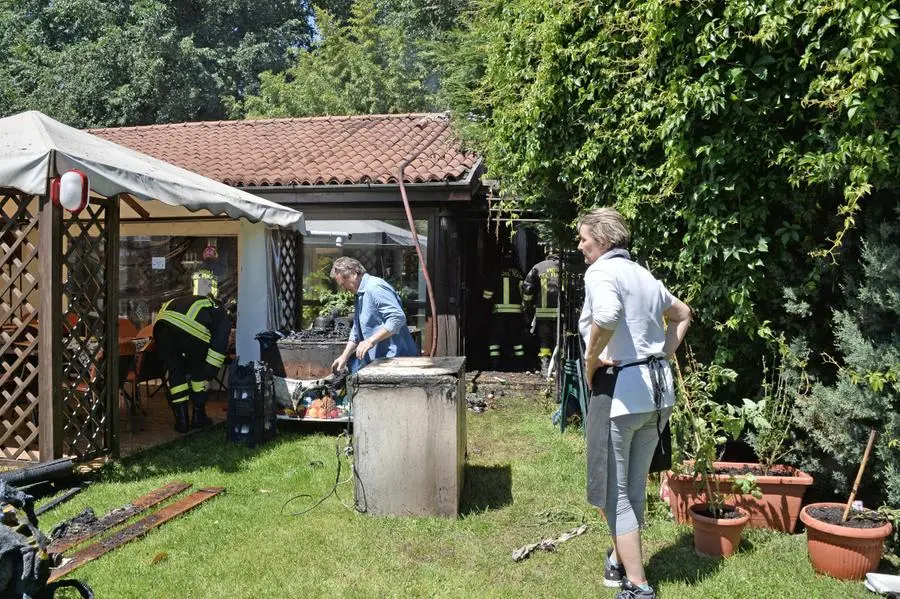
[227, 361, 277, 447]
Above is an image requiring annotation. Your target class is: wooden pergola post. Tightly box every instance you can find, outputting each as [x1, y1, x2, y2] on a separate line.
[429, 210, 461, 357]
[38, 195, 62, 461]
[105, 197, 120, 458]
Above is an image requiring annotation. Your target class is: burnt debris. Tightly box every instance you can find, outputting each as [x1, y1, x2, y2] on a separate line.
[257, 313, 353, 345]
[50, 506, 140, 542]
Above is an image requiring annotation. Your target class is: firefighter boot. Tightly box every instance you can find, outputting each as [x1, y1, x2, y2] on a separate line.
[191, 397, 213, 429]
[172, 401, 190, 434]
[190, 381, 213, 429]
[488, 345, 501, 372]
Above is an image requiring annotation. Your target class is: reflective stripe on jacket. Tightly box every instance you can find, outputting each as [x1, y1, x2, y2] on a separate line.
[155, 295, 231, 368]
[492, 268, 524, 314]
[158, 298, 213, 342]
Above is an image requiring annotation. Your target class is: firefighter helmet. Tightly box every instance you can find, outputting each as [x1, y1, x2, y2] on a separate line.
[202, 245, 219, 260]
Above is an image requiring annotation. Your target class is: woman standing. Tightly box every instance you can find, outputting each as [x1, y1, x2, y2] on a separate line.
[577, 207, 691, 599]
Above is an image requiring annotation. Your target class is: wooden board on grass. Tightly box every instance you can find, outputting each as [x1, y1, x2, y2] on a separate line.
[48, 487, 225, 582]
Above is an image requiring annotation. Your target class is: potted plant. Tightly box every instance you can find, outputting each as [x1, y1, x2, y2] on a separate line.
[669, 350, 754, 558]
[801, 428, 893, 580]
[302, 256, 354, 324]
[737, 343, 815, 532]
[665, 340, 815, 533]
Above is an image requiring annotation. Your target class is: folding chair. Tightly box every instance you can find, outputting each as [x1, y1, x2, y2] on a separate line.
[211, 329, 236, 393]
[212, 353, 235, 393]
[70, 348, 134, 435]
[558, 333, 590, 433]
[70, 318, 145, 433]
[117, 318, 142, 431]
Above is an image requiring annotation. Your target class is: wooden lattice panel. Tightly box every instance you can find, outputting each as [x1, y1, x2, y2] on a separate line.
[276, 232, 301, 330]
[0, 192, 41, 462]
[60, 201, 111, 460]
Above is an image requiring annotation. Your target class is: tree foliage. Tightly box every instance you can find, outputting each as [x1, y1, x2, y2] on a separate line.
[242, 0, 449, 117]
[314, 0, 468, 41]
[378, 0, 470, 41]
[794, 204, 900, 506]
[444, 0, 900, 367]
[445, 0, 900, 497]
[0, 0, 313, 127]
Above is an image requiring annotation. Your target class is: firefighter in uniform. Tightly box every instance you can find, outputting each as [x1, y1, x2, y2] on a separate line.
[153, 295, 232, 433]
[522, 250, 560, 377]
[192, 244, 221, 298]
[484, 248, 527, 371]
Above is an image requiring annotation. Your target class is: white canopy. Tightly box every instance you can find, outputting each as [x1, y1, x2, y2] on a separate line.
[307, 219, 427, 247]
[0, 110, 305, 231]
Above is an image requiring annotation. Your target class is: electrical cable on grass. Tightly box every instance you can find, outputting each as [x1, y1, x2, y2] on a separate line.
[279, 431, 346, 516]
[280, 419, 367, 516]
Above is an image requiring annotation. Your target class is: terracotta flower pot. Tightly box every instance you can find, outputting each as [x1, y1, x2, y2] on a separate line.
[665, 461, 814, 532]
[800, 502, 893, 581]
[689, 503, 749, 558]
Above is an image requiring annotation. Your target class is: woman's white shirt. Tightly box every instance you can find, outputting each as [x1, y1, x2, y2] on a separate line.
[578, 249, 676, 416]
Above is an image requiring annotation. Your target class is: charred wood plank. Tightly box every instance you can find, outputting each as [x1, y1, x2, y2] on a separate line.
[49, 481, 192, 553]
[48, 487, 225, 582]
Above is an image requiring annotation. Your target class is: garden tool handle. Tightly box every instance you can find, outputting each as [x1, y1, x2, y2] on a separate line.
[842, 427, 877, 522]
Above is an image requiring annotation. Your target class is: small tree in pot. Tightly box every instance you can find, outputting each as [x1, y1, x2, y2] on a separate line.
[671, 349, 757, 557]
[735, 334, 816, 532]
[792, 217, 898, 579]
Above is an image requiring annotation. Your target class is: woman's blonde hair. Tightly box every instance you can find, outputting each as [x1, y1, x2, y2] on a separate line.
[577, 207, 630, 250]
[330, 257, 366, 278]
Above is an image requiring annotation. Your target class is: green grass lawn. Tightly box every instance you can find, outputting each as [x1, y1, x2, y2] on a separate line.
[44, 392, 873, 598]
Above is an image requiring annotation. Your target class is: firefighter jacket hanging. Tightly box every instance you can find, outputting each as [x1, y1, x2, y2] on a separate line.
[483, 256, 527, 370]
[191, 268, 219, 298]
[153, 295, 231, 433]
[193, 245, 221, 298]
[522, 255, 560, 374]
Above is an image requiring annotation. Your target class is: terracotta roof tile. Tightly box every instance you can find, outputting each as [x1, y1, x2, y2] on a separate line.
[89, 113, 479, 188]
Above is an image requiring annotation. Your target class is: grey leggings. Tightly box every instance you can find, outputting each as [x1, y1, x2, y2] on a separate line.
[605, 407, 673, 536]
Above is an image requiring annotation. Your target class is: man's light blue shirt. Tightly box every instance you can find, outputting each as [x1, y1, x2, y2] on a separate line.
[350, 273, 418, 371]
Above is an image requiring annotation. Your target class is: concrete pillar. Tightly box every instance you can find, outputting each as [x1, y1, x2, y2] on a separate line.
[352, 356, 467, 517]
[236, 219, 269, 362]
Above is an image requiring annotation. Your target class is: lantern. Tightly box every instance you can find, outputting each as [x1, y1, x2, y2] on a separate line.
[50, 170, 89, 213]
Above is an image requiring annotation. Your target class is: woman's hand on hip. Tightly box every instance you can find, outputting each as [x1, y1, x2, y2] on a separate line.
[586, 358, 619, 391]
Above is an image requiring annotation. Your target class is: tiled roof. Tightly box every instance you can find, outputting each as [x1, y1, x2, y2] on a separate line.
[89, 113, 479, 188]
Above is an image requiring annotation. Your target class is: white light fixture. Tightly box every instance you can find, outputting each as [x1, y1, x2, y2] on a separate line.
[51, 170, 89, 213]
[306, 229, 352, 248]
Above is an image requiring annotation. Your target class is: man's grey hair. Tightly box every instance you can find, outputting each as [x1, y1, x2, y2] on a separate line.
[577, 207, 631, 250]
[330, 256, 366, 278]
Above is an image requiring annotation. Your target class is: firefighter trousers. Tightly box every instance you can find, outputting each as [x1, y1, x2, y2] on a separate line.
[535, 319, 556, 358]
[488, 314, 527, 371]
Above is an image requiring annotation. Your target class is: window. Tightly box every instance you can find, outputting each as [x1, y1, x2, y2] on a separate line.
[118, 236, 237, 329]
[303, 219, 428, 335]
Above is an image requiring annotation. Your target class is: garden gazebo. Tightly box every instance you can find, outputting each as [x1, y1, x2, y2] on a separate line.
[0, 110, 306, 466]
